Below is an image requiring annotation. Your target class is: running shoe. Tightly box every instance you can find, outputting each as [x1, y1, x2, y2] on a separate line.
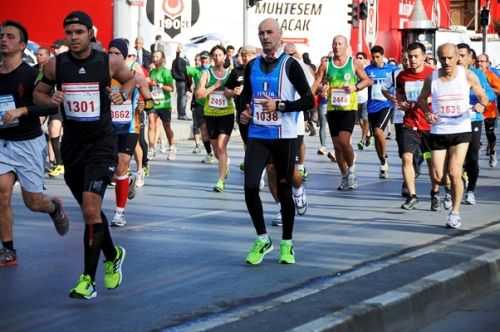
[317, 146, 328, 155]
[192, 145, 201, 154]
[147, 149, 156, 160]
[48, 165, 64, 177]
[143, 165, 150, 177]
[490, 153, 497, 168]
[69, 274, 97, 300]
[136, 169, 145, 188]
[111, 212, 127, 227]
[443, 190, 452, 210]
[464, 191, 476, 205]
[446, 212, 462, 229]
[213, 179, 225, 192]
[431, 194, 441, 211]
[327, 151, 337, 162]
[272, 211, 282, 227]
[0, 248, 17, 267]
[347, 170, 358, 190]
[246, 237, 273, 265]
[298, 167, 309, 180]
[357, 141, 364, 151]
[201, 153, 216, 164]
[128, 174, 137, 200]
[160, 143, 168, 154]
[104, 245, 126, 289]
[167, 146, 177, 161]
[401, 196, 417, 210]
[379, 161, 389, 179]
[337, 175, 348, 191]
[49, 198, 69, 236]
[293, 189, 308, 216]
[279, 240, 295, 264]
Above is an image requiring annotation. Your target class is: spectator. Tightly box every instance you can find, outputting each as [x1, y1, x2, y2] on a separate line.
[171, 45, 190, 120]
[224, 44, 235, 69]
[150, 34, 165, 53]
[135, 36, 152, 68]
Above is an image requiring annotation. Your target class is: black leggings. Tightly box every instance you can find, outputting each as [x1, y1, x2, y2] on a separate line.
[139, 112, 149, 167]
[484, 118, 497, 155]
[244, 138, 297, 240]
[464, 121, 482, 192]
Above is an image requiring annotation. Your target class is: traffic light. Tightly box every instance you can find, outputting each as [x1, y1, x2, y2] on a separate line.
[247, 0, 262, 8]
[359, 1, 368, 20]
[480, 7, 489, 27]
[348, 1, 359, 27]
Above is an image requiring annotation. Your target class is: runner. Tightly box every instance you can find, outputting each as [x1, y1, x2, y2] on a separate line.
[392, 42, 437, 210]
[34, 11, 132, 298]
[365, 45, 398, 179]
[312, 35, 372, 190]
[147, 50, 176, 161]
[196, 45, 235, 192]
[107, 38, 154, 227]
[0, 20, 69, 267]
[476, 53, 500, 168]
[354, 52, 370, 150]
[187, 51, 214, 162]
[457, 44, 496, 205]
[240, 18, 314, 264]
[417, 43, 488, 228]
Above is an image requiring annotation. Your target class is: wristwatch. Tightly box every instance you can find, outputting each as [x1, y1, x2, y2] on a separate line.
[277, 101, 286, 112]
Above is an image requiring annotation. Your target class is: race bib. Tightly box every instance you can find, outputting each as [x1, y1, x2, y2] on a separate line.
[208, 91, 228, 109]
[0, 95, 18, 128]
[253, 99, 281, 126]
[404, 81, 424, 102]
[437, 99, 466, 118]
[62, 83, 100, 121]
[151, 86, 164, 104]
[371, 84, 386, 101]
[111, 101, 133, 124]
[330, 88, 351, 107]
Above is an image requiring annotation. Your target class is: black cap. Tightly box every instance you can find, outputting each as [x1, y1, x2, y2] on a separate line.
[109, 38, 128, 58]
[63, 11, 93, 29]
[200, 51, 210, 59]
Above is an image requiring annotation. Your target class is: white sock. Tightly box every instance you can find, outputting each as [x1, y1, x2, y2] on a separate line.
[258, 234, 270, 242]
[115, 207, 125, 215]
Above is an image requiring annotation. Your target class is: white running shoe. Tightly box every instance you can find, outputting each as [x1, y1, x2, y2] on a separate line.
[347, 170, 358, 190]
[167, 146, 177, 160]
[337, 175, 348, 191]
[136, 169, 145, 188]
[293, 188, 308, 216]
[490, 153, 498, 168]
[147, 149, 156, 160]
[464, 191, 476, 205]
[446, 212, 462, 229]
[111, 212, 127, 227]
[443, 191, 452, 210]
[160, 143, 168, 154]
[201, 153, 216, 164]
[272, 211, 282, 227]
[379, 161, 389, 179]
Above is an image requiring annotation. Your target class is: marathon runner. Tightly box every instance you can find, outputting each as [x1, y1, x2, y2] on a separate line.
[312, 35, 372, 190]
[196, 45, 235, 192]
[34, 11, 133, 298]
[417, 43, 488, 229]
[365, 45, 398, 179]
[240, 18, 314, 265]
[0, 20, 69, 267]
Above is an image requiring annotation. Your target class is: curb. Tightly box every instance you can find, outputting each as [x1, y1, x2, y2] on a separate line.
[290, 249, 500, 332]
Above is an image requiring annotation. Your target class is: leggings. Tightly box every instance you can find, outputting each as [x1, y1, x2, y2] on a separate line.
[318, 103, 327, 147]
[484, 118, 497, 155]
[244, 138, 297, 240]
[464, 121, 482, 192]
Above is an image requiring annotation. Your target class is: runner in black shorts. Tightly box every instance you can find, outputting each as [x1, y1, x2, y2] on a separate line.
[196, 45, 235, 192]
[34, 11, 134, 299]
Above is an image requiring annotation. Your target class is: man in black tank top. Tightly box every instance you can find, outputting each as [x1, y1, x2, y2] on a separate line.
[0, 20, 69, 268]
[34, 11, 137, 300]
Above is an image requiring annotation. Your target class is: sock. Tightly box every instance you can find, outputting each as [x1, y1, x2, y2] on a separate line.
[50, 136, 62, 165]
[293, 185, 304, 196]
[203, 140, 212, 154]
[115, 176, 129, 210]
[258, 234, 270, 242]
[84, 223, 105, 281]
[100, 213, 117, 261]
[2, 241, 14, 251]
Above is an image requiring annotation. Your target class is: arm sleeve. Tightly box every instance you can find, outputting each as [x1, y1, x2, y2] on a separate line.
[282, 58, 314, 113]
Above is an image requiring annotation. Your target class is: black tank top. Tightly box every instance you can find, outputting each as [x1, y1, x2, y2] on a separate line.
[56, 50, 112, 143]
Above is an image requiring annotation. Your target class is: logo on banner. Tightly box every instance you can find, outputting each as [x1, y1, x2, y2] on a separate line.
[146, 0, 200, 38]
[365, 0, 377, 47]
